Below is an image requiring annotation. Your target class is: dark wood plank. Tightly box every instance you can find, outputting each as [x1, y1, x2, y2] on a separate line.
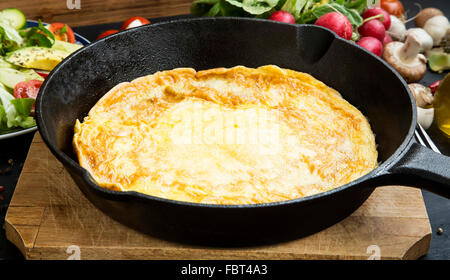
[0, 0, 192, 26]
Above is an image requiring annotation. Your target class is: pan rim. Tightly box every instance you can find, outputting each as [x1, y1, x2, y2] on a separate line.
[36, 16, 417, 209]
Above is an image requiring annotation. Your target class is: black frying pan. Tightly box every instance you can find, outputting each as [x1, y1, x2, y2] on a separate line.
[36, 18, 450, 246]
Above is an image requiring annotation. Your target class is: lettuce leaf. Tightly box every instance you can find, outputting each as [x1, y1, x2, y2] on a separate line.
[0, 83, 35, 131]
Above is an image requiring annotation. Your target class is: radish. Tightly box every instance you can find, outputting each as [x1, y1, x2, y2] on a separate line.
[382, 33, 393, 45]
[362, 8, 391, 30]
[357, 37, 383, 57]
[358, 19, 386, 42]
[315, 12, 352, 40]
[269, 11, 295, 24]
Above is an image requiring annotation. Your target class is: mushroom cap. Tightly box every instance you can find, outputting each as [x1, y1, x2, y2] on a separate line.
[382, 42, 427, 83]
[408, 83, 434, 108]
[415, 8, 444, 28]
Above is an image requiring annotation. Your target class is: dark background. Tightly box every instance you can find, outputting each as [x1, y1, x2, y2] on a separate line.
[0, 0, 449, 260]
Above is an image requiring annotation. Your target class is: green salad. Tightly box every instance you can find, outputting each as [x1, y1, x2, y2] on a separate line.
[0, 8, 82, 134]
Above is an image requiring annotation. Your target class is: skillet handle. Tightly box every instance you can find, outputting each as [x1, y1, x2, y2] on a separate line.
[385, 141, 450, 198]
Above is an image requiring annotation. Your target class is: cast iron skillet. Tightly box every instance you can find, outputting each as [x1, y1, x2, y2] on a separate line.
[36, 18, 450, 246]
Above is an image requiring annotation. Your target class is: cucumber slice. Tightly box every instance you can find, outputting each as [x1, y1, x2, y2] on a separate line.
[20, 69, 44, 81]
[0, 57, 17, 69]
[0, 68, 28, 89]
[0, 8, 26, 30]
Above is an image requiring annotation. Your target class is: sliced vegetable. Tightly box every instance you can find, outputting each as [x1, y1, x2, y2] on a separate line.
[428, 53, 450, 73]
[0, 68, 43, 89]
[0, 57, 16, 69]
[35, 70, 49, 79]
[48, 23, 75, 43]
[0, 68, 29, 89]
[13, 79, 42, 99]
[6, 47, 69, 71]
[20, 69, 45, 81]
[97, 29, 119, 40]
[0, 8, 26, 30]
[52, 39, 82, 53]
[120, 16, 151, 30]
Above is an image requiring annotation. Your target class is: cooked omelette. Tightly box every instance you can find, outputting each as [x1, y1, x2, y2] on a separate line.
[73, 65, 378, 205]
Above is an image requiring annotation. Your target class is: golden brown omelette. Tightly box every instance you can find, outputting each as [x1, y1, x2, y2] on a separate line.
[73, 65, 378, 205]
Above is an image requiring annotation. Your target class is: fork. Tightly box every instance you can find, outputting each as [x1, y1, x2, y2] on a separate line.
[414, 124, 442, 154]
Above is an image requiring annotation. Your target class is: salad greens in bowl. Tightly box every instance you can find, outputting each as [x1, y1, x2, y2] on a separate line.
[0, 8, 89, 139]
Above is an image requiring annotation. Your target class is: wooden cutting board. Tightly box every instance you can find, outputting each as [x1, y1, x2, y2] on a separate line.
[4, 133, 432, 260]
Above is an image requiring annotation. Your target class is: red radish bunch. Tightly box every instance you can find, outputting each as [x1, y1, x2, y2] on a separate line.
[382, 34, 393, 45]
[362, 8, 391, 30]
[358, 19, 386, 42]
[357, 8, 393, 56]
[357, 37, 383, 57]
[315, 12, 353, 40]
[269, 11, 295, 24]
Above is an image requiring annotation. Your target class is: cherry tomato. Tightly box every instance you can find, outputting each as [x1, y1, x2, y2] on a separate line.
[36, 71, 49, 79]
[120, 16, 150, 30]
[14, 80, 43, 112]
[14, 80, 43, 99]
[96, 29, 119, 40]
[380, 0, 404, 18]
[48, 23, 76, 43]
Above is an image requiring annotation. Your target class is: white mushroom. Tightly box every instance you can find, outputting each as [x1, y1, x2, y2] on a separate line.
[417, 107, 434, 129]
[388, 15, 406, 41]
[383, 35, 427, 83]
[406, 28, 433, 52]
[423, 15, 450, 46]
[408, 83, 434, 108]
[415, 8, 444, 28]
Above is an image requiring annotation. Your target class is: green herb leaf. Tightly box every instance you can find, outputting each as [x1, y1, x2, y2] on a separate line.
[191, 0, 220, 16]
[21, 19, 55, 48]
[207, 2, 222, 16]
[311, 3, 363, 27]
[59, 25, 68, 35]
[344, 0, 367, 14]
[281, 0, 308, 19]
[225, 0, 278, 15]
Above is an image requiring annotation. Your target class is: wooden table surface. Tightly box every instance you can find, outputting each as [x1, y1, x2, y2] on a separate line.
[0, 0, 192, 27]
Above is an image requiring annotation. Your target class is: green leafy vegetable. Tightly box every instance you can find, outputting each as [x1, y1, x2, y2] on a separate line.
[192, 0, 280, 16]
[281, 0, 308, 19]
[0, 18, 23, 55]
[0, 83, 35, 131]
[191, 0, 370, 29]
[309, 3, 362, 27]
[20, 19, 55, 48]
[59, 24, 68, 35]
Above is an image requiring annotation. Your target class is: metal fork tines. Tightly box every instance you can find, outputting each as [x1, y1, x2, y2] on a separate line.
[414, 124, 442, 154]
